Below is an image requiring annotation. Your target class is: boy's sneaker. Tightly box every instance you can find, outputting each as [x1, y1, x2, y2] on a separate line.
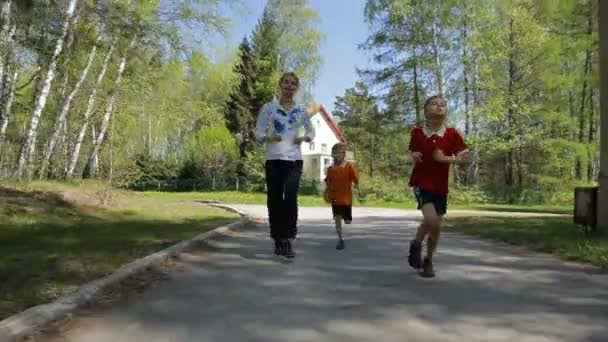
[284, 239, 295, 259]
[336, 239, 345, 250]
[408, 240, 422, 269]
[420, 257, 435, 278]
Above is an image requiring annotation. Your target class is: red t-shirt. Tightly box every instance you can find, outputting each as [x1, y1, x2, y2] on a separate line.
[408, 126, 467, 195]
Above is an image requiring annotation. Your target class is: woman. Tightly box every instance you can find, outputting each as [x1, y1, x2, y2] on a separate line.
[254, 72, 319, 258]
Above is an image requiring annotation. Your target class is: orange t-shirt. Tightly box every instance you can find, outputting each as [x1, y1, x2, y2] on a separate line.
[325, 162, 359, 205]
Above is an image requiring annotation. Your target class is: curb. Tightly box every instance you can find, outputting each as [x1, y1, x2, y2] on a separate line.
[0, 204, 252, 341]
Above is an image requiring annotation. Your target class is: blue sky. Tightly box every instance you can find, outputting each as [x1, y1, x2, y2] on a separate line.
[214, 0, 373, 113]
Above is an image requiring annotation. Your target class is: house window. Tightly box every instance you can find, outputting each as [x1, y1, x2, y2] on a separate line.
[310, 142, 315, 151]
[321, 143, 327, 153]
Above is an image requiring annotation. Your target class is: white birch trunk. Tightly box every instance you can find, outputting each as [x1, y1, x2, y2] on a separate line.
[431, 20, 443, 96]
[40, 34, 100, 179]
[0, 68, 16, 158]
[0, 0, 12, 96]
[91, 124, 98, 171]
[15, 0, 78, 179]
[65, 38, 115, 178]
[82, 39, 134, 178]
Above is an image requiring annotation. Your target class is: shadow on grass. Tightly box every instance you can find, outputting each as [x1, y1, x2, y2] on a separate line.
[0, 186, 235, 320]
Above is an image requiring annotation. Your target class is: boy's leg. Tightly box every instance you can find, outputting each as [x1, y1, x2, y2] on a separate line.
[333, 215, 343, 240]
[331, 204, 343, 244]
[344, 205, 352, 224]
[332, 204, 345, 249]
[334, 216, 343, 239]
[334, 215, 345, 249]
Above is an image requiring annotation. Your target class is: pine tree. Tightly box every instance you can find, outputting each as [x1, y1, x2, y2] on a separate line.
[251, 6, 280, 110]
[224, 38, 257, 158]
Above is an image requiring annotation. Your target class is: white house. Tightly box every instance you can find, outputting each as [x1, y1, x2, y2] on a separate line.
[301, 105, 350, 181]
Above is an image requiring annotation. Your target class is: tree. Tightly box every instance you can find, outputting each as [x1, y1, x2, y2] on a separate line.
[251, 7, 281, 108]
[15, 0, 78, 180]
[333, 82, 384, 178]
[264, 0, 324, 99]
[185, 124, 238, 190]
[224, 38, 257, 156]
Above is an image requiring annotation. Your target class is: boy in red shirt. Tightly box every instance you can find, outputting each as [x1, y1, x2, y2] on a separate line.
[407, 95, 468, 278]
[324, 143, 359, 250]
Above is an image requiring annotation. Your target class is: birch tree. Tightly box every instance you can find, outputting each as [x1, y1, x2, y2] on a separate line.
[15, 0, 78, 179]
[39, 34, 101, 178]
[65, 38, 115, 178]
[82, 38, 135, 178]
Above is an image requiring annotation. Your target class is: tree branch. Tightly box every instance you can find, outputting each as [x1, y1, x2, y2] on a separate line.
[16, 67, 41, 91]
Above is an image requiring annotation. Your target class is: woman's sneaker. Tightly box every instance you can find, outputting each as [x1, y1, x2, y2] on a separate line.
[274, 240, 284, 256]
[284, 239, 295, 259]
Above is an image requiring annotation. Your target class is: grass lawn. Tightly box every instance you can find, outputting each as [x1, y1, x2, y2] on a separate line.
[445, 216, 608, 269]
[143, 190, 572, 215]
[0, 182, 237, 320]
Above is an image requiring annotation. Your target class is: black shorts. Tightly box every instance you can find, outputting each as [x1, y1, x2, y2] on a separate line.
[413, 187, 447, 216]
[332, 204, 352, 222]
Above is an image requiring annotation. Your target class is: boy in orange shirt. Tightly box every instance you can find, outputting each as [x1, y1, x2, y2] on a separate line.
[324, 143, 359, 250]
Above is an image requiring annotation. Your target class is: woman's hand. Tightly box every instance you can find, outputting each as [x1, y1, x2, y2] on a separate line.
[264, 134, 282, 143]
[294, 136, 311, 145]
[306, 104, 322, 117]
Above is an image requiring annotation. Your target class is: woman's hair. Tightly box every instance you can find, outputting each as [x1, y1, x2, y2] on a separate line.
[279, 72, 300, 87]
[423, 95, 447, 113]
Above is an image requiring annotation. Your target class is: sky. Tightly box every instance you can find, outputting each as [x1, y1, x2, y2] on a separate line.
[213, 0, 373, 113]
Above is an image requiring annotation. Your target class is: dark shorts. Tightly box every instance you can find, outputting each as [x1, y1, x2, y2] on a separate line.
[332, 204, 352, 222]
[413, 187, 447, 216]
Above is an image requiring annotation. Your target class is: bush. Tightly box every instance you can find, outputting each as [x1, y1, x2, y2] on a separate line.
[358, 176, 409, 203]
[448, 187, 490, 205]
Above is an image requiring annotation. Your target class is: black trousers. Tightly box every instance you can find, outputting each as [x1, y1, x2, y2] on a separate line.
[265, 160, 303, 240]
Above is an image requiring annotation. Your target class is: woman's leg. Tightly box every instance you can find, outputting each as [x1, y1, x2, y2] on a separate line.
[284, 160, 303, 239]
[265, 160, 286, 243]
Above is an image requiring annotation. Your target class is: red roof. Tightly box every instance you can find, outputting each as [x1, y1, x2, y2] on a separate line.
[318, 105, 347, 143]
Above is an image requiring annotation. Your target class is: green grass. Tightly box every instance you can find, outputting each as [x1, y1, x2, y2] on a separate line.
[446, 216, 608, 268]
[142, 191, 571, 214]
[0, 184, 237, 320]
